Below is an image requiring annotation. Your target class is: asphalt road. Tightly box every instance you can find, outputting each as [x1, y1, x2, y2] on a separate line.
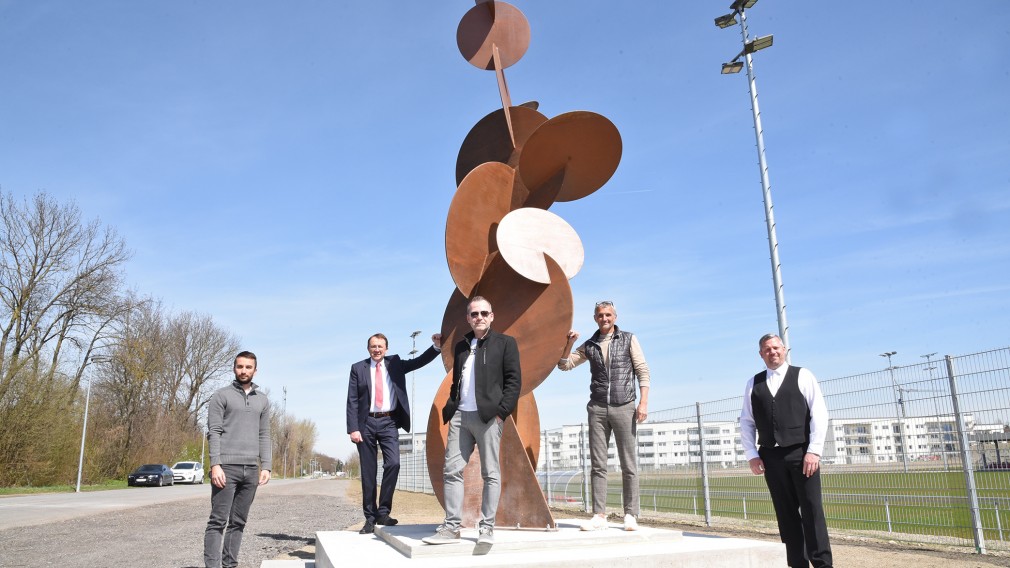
[0, 482, 213, 530]
[0, 478, 358, 567]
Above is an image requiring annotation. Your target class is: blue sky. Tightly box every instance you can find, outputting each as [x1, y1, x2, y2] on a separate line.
[2, 1, 1008, 462]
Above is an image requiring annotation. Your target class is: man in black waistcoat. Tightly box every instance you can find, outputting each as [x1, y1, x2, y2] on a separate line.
[740, 334, 833, 568]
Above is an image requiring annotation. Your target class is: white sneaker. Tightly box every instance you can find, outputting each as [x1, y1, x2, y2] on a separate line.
[623, 514, 639, 531]
[581, 515, 608, 531]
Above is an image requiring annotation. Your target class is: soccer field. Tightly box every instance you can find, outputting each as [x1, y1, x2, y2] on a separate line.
[544, 469, 1010, 547]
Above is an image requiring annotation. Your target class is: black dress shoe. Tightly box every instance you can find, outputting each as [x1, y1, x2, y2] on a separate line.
[375, 515, 398, 526]
[359, 521, 375, 534]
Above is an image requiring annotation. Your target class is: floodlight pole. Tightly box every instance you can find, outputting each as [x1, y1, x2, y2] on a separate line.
[410, 330, 422, 491]
[880, 351, 908, 473]
[740, 9, 790, 361]
[720, 4, 791, 361]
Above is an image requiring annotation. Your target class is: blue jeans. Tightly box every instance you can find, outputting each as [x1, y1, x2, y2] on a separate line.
[204, 464, 260, 568]
[442, 410, 502, 530]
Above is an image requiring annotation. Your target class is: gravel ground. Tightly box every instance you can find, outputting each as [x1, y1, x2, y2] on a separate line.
[3, 479, 1010, 567]
[0, 479, 357, 567]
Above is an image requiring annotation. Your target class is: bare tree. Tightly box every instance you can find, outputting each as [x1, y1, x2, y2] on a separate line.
[0, 190, 129, 485]
[162, 311, 240, 422]
[0, 191, 129, 400]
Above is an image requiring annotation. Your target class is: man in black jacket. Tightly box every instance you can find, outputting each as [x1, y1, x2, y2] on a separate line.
[346, 332, 441, 534]
[423, 296, 521, 546]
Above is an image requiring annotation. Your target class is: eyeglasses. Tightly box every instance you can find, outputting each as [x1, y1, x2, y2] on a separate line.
[595, 301, 614, 308]
[469, 310, 491, 318]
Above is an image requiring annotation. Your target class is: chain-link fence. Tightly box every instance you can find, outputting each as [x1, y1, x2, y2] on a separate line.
[391, 347, 1010, 553]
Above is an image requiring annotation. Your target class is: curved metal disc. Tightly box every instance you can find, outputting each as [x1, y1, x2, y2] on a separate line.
[456, 105, 548, 187]
[456, 1, 530, 71]
[425, 371, 453, 508]
[515, 391, 541, 469]
[445, 162, 518, 298]
[497, 208, 584, 284]
[439, 254, 573, 395]
[518, 111, 623, 203]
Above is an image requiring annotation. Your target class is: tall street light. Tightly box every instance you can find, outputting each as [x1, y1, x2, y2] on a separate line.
[879, 351, 908, 472]
[77, 356, 108, 492]
[715, 0, 791, 361]
[409, 330, 422, 491]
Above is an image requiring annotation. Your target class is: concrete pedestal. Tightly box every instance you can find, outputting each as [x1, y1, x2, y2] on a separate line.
[262, 518, 786, 568]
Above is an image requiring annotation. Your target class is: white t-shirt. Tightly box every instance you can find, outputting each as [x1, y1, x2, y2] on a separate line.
[458, 338, 479, 411]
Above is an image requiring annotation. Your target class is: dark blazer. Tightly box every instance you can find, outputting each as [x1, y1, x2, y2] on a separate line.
[441, 329, 521, 424]
[347, 346, 440, 434]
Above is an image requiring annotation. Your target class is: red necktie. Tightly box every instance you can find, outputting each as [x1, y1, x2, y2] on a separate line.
[375, 362, 384, 410]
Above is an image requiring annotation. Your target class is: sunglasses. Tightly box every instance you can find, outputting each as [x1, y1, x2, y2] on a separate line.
[469, 310, 491, 318]
[595, 301, 615, 308]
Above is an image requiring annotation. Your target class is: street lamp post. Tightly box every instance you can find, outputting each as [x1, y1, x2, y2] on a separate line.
[879, 351, 908, 473]
[76, 356, 108, 493]
[409, 330, 422, 491]
[715, 0, 791, 362]
[75, 373, 93, 493]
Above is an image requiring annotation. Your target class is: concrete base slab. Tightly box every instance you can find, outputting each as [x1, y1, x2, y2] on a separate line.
[263, 518, 786, 568]
[260, 561, 314, 568]
[376, 518, 683, 558]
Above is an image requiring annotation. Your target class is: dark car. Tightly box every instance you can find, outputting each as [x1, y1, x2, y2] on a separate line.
[127, 464, 175, 487]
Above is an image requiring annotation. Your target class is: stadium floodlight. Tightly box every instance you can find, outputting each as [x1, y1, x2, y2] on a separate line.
[714, 13, 738, 28]
[730, 0, 758, 10]
[721, 62, 744, 74]
[744, 34, 774, 54]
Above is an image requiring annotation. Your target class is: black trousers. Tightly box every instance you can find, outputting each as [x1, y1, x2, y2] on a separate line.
[760, 444, 833, 568]
[356, 414, 400, 521]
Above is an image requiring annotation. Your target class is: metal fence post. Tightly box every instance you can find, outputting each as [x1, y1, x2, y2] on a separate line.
[995, 500, 1003, 542]
[885, 497, 892, 533]
[696, 402, 712, 527]
[948, 354, 987, 554]
[581, 422, 590, 513]
[544, 429, 552, 506]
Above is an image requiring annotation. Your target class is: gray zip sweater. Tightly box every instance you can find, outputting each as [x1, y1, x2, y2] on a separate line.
[207, 380, 272, 471]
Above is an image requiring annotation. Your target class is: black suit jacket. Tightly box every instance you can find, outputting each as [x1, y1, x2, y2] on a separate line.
[347, 346, 440, 434]
[441, 329, 521, 424]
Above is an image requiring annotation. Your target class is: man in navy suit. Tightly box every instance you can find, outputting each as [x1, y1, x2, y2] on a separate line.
[347, 332, 442, 534]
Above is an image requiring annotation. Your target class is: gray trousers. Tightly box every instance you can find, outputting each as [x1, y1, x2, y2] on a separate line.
[204, 464, 260, 568]
[442, 409, 502, 530]
[588, 400, 639, 516]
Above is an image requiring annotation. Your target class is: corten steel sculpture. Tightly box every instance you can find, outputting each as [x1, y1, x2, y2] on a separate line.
[426, 0, 622, 530]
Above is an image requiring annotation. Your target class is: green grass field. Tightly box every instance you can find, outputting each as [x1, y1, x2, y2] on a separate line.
[0, 479, 127, 496]
[545, 469, 1010, 546]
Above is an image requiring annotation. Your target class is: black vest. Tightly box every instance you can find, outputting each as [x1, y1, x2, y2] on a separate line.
[751, 365, 810, 449]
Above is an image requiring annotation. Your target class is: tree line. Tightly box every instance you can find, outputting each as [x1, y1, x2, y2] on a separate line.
[0, 190, 323, 487]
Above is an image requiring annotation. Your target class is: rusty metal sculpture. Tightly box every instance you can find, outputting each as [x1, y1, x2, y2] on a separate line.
[426, 0, 622, 530]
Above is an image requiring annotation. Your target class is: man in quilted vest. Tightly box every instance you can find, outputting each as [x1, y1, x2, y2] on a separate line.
[557, 300, 650, 531]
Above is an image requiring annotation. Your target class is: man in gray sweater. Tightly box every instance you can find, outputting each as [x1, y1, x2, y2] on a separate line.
[204, 351, 272, 568]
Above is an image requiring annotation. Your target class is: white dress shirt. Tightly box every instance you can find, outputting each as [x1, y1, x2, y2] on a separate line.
[740, 365, 829, 460]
